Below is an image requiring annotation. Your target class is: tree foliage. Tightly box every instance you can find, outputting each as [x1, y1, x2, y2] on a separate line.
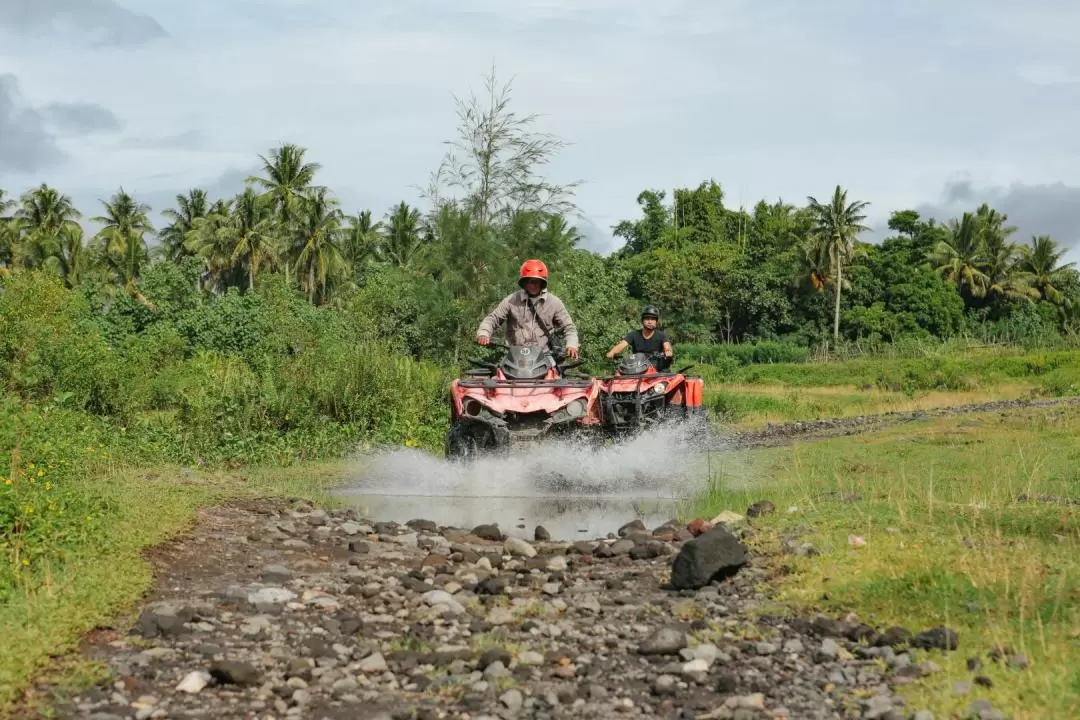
[1, 70, 1078, 361]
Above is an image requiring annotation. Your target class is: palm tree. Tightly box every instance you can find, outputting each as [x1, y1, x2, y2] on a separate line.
[159, 188, 209, 262]
[1015, 235, 1076, 306]
[248, 143, 322, 228]
[14, 184, 82, 269]
[0, 189, 18, 272]
[378, 201, 424, 268]
[185, 199, 237, 293]
[225, 188, 280, 290]
[930, 212, 991, 299]
[44, 224, 88, 288]
[340, 210, 381, 276]
[292, 188, 345, 304]
[805, 185, 870, 342]
[248, 143, 323, 287]
[92, 188, 154, 297]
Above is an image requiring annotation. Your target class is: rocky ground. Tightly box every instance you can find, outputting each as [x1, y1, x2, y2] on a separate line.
[23, 495, 1016, 720]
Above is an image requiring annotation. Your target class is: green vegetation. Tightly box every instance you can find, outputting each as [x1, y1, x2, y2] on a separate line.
[692, 406, 1080, 719]
[1, 67, 1079, 714]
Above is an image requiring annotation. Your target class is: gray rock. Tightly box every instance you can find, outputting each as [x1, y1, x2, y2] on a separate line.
[817, 638, 840, 660]
[914, 626, 959, 651]
[652, 675, 679, 696]
[472, 524, 503, 541]
[134, 603, 193, 638]
[669, 525, 749, 590]
[504, 537, 537, 557]
[357, 653, 387, 673]
[638, 627, 687, 655]
[208, 660, 261, 686]
[500, 688, 524, 713]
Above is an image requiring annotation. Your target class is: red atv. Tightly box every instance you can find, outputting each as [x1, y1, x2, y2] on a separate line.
[445, 344, 707, 460]
[445, 342, 600, 460]
[596, 351, 707, 440]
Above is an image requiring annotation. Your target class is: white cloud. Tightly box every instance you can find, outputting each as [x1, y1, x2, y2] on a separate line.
[1, 0, 1079, 254]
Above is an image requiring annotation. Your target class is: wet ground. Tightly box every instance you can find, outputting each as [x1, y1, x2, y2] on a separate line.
[333, 423, 731, 541]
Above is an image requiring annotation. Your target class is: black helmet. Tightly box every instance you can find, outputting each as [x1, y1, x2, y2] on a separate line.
[641, 305, 660, 320]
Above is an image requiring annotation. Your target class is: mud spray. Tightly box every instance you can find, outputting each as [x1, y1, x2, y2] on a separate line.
[334, 418, 753, 540]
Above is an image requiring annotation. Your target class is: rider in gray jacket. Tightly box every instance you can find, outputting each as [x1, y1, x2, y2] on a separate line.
[476, 259, 580, 360]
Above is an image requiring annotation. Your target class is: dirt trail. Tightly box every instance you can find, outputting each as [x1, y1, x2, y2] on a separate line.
[723, 396, 1080, 450]
[24, 497, 968, 720]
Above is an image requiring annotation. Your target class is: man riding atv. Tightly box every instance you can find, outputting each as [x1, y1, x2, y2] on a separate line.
[476, 259, 580, 361]
[605, 305, 673, 370]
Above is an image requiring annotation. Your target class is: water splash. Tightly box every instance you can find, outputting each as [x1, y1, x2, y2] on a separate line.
[330, 418, 749, 540]
[341, 417, 722, 501]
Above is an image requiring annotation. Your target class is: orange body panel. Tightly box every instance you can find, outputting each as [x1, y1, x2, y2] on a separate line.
[682, 377, 703, 407]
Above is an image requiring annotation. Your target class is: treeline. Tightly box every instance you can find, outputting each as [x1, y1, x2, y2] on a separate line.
[2, 69, 1078, 368]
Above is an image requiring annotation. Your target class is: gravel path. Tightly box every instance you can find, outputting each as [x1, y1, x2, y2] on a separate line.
[723, 396, 1080, 450]
[32, 497, 973, 720]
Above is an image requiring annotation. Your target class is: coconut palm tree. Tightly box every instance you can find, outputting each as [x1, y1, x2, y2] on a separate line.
[377, 201, 424, 269]
[1015, 235, 1077, 306]
[159, 188, 209, 262]
[92, 188, 154, 297]
[13, 184, 82, 269]
[292, 188, 345, 304]
[805, 185, 870, 342]
[225, 188, 280, 290]
[930, 212, 991, 299]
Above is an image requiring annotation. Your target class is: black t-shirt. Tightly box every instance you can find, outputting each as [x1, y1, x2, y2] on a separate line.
[624, 329, 669, 355]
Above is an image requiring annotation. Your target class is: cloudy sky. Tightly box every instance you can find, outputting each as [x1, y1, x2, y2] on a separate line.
[2, 0, 1080, 261]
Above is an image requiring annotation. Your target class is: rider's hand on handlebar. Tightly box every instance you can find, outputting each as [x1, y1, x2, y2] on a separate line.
[477, 336, 490, 346]
[567, 346, 579, 359]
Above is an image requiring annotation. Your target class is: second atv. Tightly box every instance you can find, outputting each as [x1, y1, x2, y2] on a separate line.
[596, 351, 707, 440]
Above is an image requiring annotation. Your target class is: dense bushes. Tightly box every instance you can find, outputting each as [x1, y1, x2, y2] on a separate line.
[0, 270, 453, 595]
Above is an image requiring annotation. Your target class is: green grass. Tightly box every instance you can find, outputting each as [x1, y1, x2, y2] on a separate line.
[696, 346, 1080, 427]
[2, 461, 346, 715]
[690, 405, 1080, 719]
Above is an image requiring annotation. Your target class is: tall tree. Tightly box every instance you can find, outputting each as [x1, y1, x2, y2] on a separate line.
[1015, 235, 1077, 306]
[430, 65, 579, 228]
[930, 212, 990, 300]
[92, 188, 154, 297]
[225, 188, 280, 290]
[292, 188, 345, 304]
[805, 185, 870, 342]
[378, 201, 424, 268]
[159, 188, 209, 262]
[14, 184, 82, 269]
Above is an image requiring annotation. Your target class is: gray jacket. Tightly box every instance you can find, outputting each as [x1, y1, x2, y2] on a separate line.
[476, 289, 579, 350]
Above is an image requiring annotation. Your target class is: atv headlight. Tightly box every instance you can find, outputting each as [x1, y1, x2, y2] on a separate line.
[566, 398, 587, 418]
[652, 382, 667, 395]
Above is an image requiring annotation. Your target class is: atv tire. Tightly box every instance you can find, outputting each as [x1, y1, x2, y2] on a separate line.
[445, 423, 494, 462]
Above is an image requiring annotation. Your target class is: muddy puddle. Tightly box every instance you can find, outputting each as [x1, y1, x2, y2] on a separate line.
[333, 423, 741, 541]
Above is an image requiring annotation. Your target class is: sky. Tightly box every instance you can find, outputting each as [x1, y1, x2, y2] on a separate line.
[2, 0, 1080, 262]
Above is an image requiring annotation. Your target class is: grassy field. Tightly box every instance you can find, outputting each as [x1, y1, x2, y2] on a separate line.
[691, 403, 1080, 719]
[700, 347, 1080, 427]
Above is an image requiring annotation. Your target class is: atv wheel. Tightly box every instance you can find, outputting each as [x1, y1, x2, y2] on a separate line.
[445, 423, 493, 462]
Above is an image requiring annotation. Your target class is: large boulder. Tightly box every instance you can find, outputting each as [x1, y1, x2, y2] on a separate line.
[669, 525, 749, 590]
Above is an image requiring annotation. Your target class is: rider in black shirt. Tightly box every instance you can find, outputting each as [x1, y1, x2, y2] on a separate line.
[605, 305, 674, 370]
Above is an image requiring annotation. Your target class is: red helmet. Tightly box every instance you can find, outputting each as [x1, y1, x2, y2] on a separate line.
[518, 259, 548, 288]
